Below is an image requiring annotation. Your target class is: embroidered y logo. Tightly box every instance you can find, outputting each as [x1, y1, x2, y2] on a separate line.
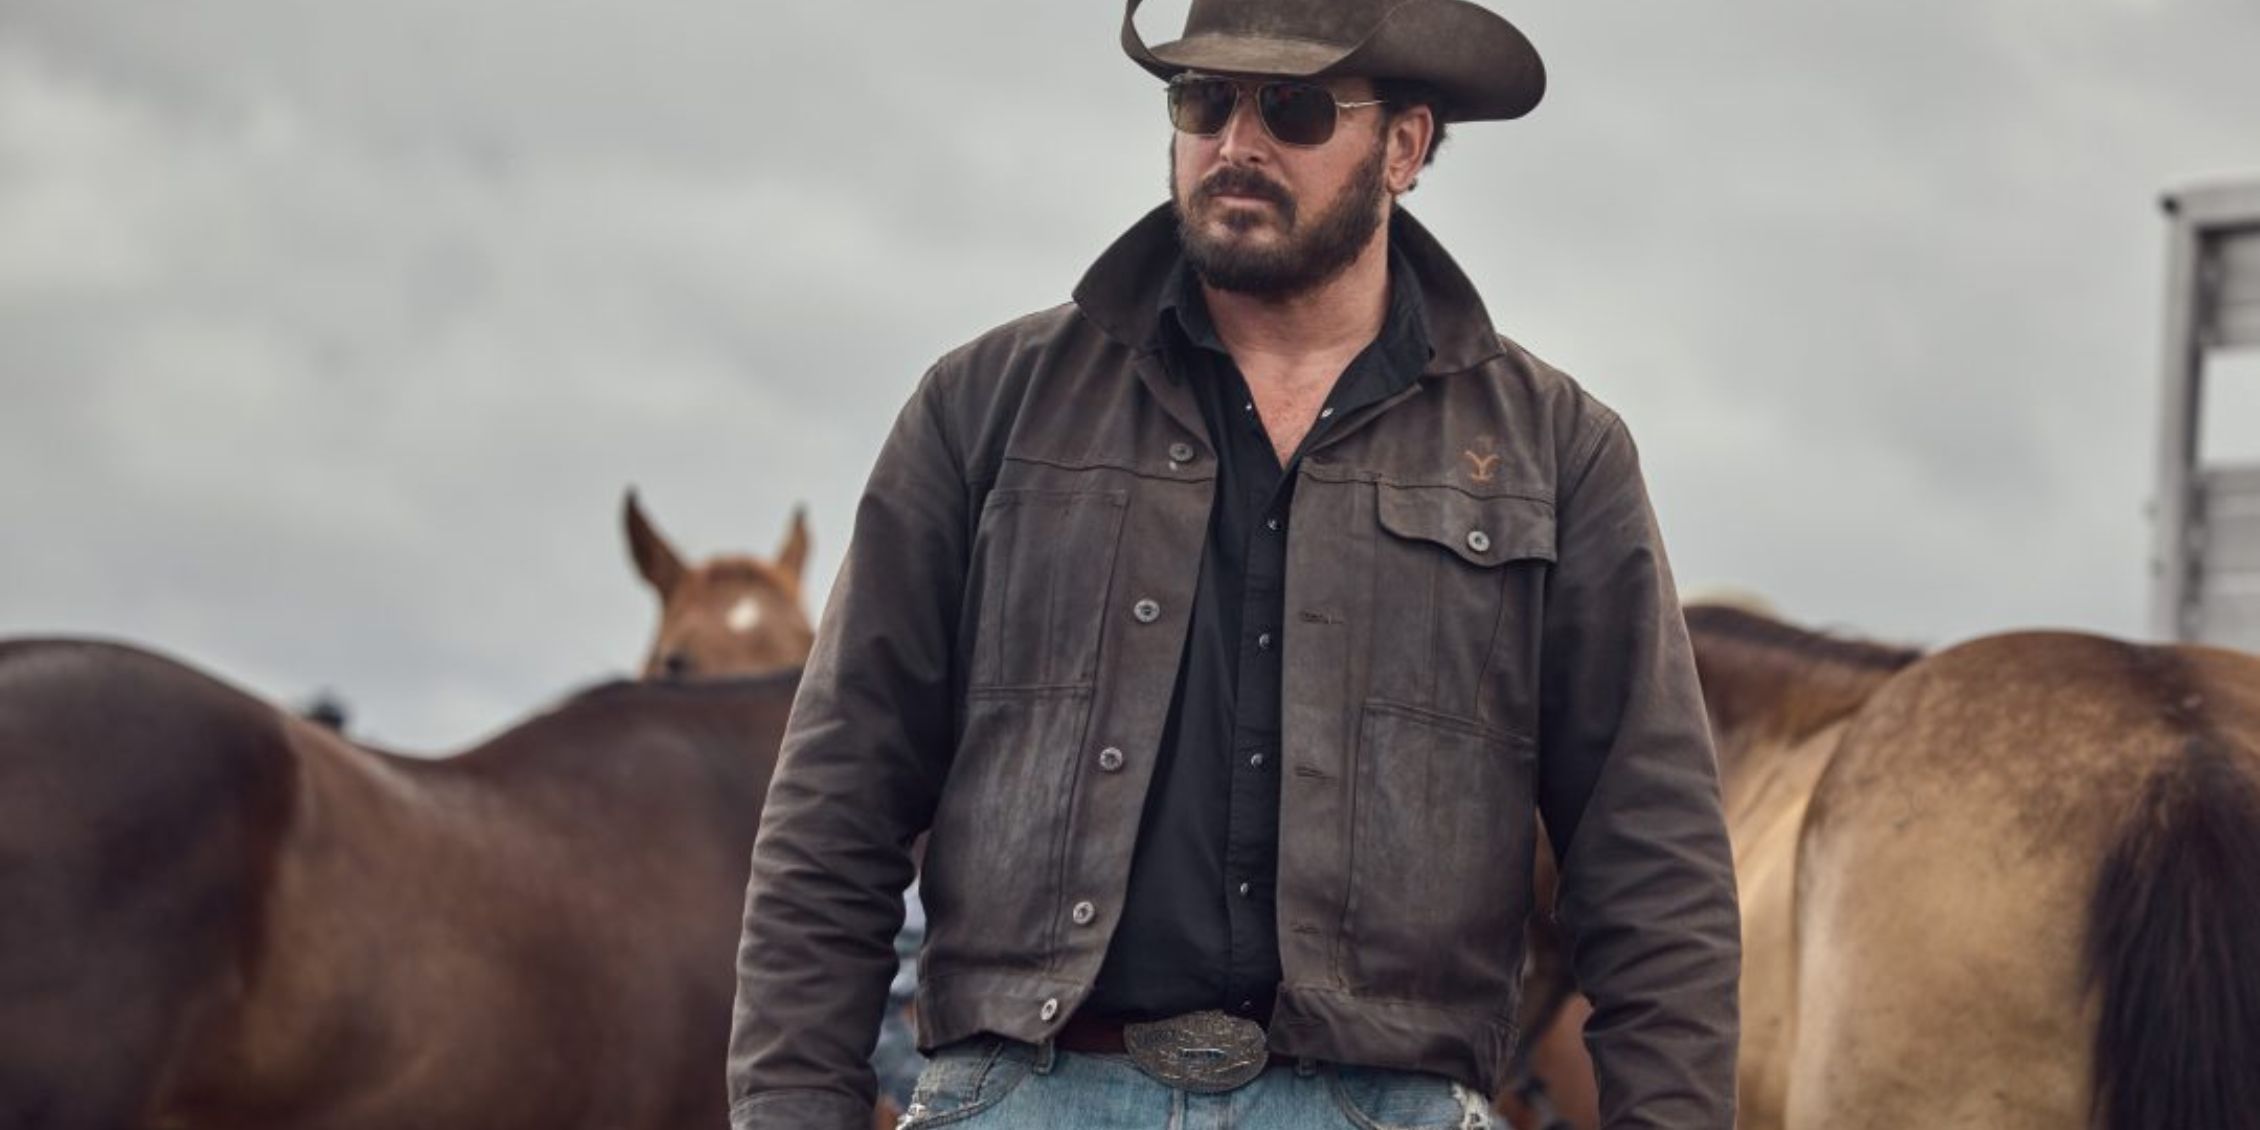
[1463, 450, 1501, 483]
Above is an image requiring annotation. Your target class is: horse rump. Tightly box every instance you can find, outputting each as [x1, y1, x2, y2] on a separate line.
[2084, 733, 2260, 1130]
[0, 640, 293, 1129]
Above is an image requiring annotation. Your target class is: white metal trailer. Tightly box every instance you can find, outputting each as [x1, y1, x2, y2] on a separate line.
[2152, 180, 2260, 652]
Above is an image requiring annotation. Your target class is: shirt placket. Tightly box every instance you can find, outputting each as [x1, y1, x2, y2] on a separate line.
[1221, 392, 1290, 1015]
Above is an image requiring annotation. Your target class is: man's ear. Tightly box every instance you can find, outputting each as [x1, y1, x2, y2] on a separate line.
[1387, 105, 1435, 193]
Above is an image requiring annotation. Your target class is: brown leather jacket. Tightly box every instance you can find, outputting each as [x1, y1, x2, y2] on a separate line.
[726, 206, 1739, 1129]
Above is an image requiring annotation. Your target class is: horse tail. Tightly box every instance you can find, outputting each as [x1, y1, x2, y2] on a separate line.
[2083, 728, 2260, 1130]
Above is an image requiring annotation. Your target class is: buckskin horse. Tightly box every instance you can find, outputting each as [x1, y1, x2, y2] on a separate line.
[1648, 603, 2260, 1130]
[0, 498, 815, 1130]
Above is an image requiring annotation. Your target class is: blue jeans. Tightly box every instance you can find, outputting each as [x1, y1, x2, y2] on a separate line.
[871, 881, 929, 1107]
[900, 1037, 1495, 1130]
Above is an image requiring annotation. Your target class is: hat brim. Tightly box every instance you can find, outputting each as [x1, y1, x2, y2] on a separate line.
[1122, 0, 1544, 122]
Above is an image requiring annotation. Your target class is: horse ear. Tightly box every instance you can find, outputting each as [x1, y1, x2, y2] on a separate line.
[624, 488, 686, 598]
[776, 505, 811, 584]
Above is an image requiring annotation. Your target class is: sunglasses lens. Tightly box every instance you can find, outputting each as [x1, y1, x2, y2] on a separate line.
[1258, 82, 1337, 145]
[1168, 79, 1239, 136]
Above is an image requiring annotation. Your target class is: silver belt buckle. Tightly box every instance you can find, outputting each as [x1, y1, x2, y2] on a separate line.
[1121, 1009, 1271, 1093]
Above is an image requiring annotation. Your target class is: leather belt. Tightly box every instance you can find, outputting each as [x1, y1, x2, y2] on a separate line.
[1054, 1011, 1131, 1053]
[1053, 1009, 1271, 1093]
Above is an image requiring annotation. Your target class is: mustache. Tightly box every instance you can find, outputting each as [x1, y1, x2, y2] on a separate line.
[1194, 167, 1294, 211]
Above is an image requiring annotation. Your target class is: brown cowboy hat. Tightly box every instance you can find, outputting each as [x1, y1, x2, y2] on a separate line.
[1120, 0, 1545, 122]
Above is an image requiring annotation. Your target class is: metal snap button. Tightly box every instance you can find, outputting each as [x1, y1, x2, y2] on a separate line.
[1169, 441, 1196, 463]
[1466, 530, 1492, 554]
[1133, 598, 1161, 623]
[1256, 632, 1274, 651]
[1098, 746, 1126, 772]
[1071, 900, 1096, 925]
[1040, 997, 1060, 1021]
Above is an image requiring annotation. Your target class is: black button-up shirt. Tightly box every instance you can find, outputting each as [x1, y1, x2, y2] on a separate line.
[1086, 251, 1432, 1023]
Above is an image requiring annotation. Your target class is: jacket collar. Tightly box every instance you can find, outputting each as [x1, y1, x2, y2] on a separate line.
[1071, 203, 1509, 377]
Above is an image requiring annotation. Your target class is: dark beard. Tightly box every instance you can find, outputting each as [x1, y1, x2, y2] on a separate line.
[1172, 140, 1390, 300]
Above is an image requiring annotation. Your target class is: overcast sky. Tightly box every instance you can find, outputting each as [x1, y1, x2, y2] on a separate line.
[4, 0, 2258, 750]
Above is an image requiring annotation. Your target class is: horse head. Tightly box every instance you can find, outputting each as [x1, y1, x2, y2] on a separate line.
[624, 489, 815, 681]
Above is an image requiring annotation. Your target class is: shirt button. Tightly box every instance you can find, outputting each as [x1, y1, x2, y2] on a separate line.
[1040, 998, 1060, 1021]
[1249, 753, 1265, 768]
[1098, 746, 1126, 772]
[1071, 900, 1096, 925]
[1466, 529, 1492, 554]
[1168, 441, 1196, 463]
[1133, 598, 1161, 624]
[1237, 881, 1252, 897]
[1319, 406, 1335, 419]
[1256, 632, 1274, 651]
[1265, 516, 1281, 532]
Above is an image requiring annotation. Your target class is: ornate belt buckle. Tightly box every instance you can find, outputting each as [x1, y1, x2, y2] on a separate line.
[1121, 1009, 1271, 1093]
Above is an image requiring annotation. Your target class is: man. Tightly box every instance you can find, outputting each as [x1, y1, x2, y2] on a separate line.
[726, 1, 1740, 1127]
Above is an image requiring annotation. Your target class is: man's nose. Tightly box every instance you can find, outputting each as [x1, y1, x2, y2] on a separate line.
[1214, 89, 1271, 162]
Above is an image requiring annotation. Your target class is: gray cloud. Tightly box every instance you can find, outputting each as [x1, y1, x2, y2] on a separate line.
[4, 0, 2259, 745]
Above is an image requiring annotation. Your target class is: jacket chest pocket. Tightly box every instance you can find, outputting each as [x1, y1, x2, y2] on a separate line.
[1365, 483, 1554, 737]
[965, 487, 1130, 690]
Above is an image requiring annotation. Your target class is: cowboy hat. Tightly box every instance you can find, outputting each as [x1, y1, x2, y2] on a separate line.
[1120, 0, 1545, 122]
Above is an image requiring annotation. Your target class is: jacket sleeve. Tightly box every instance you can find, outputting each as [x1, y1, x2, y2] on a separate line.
[1534, 410, 1740, 1129]
[726, 368, 968, 1130]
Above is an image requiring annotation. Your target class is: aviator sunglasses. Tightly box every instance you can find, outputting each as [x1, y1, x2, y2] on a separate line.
[1166, 75, 1387, 147]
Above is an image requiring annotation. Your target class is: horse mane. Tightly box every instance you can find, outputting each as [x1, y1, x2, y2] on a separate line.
[1684, 603, 1923, 752]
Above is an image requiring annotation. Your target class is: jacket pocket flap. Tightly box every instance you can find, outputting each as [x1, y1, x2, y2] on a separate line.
[1375, 483, 1555, 567]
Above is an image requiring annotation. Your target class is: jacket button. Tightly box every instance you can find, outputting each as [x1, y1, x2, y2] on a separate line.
[1071, 900, 1096, 925]
[1169, 441, 1196, 463]
[1466, 529, 1492, 553]
[1098, 747, 1126, 772]
[1132, 598, 1161, 623]
[1040, 998, 1060, 1021]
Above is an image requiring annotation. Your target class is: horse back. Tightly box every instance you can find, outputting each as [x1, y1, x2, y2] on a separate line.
[1786, 631, 2260, 1130]
[205, 677, 790, 1128]
[0, 643, 794, 1129]
[0, 639, 296, 1128]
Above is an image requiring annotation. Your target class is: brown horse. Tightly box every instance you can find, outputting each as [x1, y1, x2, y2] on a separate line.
[1685, 603, 2260, 1130]
[626, 490, 813, 681]
[0, 643, 798, 1130]
[0, 502, 823, 1130]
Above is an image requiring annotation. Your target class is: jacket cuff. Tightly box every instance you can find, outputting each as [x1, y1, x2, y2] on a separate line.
[728, 1089, 875, 1130]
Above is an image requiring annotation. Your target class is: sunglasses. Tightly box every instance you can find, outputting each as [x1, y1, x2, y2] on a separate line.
[1166, 75, 1387, 147]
